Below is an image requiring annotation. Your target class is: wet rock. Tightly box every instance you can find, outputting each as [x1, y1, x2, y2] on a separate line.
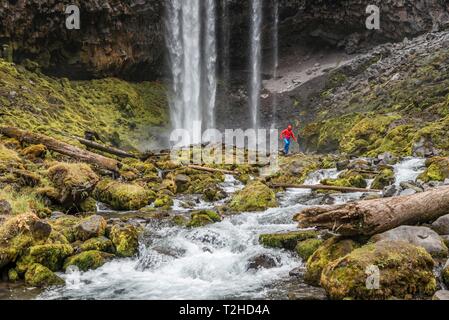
[80, 236, 115, 253]
[24, 263, 65, 288]
[76, 215, 107, 241]
[431, 214, 449, 235]
[321, 241, 436, 300]
[110, 224, 139, 257]
[399, 181, 424, 193]
[371, 168, 395, 190]
[382, 185, 398, 198]
[247, 254, 279, 270]
[371, 226, 448, 258]
[229, 181, 277, 212]
[16, 243, 74, 273]
[259, 230, 318, 251]
[63, 250, 114, 272]
[289, 266, 305, 277]
[336, 160, 349, 171]
[0, 200, 12, 215]
[295, 239, 323, 261]
[418, 157, 449, 182]
[187, 210, 221, 228]
[432, 290, 449, 300]
[203, 186, 227, 202]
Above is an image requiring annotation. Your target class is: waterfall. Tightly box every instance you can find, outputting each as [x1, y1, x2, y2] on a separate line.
[220, 0, 230, 94]
[165, 0, 217, 143]
[249, 0, 262, 130]
[271, 0, 279, 129]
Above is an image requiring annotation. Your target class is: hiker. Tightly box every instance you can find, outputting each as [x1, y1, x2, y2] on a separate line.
[280, 125, 297, 155]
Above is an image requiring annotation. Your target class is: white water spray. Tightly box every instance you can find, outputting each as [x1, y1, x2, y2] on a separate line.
[249, 0, 262, 130]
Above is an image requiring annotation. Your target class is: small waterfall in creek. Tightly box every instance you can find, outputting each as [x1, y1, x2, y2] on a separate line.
[249, 0, 263, 130]
[165, 0, 217, 142]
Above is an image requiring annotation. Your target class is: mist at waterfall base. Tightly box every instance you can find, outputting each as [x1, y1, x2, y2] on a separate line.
[37, 158, 426, 300]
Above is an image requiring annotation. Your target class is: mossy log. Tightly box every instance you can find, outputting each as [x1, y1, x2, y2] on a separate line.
[295, 186, 449, 236]
[0, 127, 121, 172]
[271, 183, 381, 193]
[75, 137, 137, 159]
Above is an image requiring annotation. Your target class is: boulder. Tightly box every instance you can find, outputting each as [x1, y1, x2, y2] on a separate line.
[304, 237, 359, 286]
[94, 179, 156, 211]
[432, 290, 449, 300]
[80, 236, 114, 253]
[76, 215, 107, 241]
[259, 230, 318, 251]
[247, 254, 279, 270]
[30, 220, 52, 241]
[371, 226, 448, 258]
[48, 215, 81, 243]
[295, 238, 324, 261]
[187, 210, 221, 228]
[418, 157, 449, 182]
[109, 224, 139, 257]
[321, 241, 436, 300]
[174, 174, 190, 193]
[16, 243, 74, 272]
[229, 181, 277, 212]
[63, 250, 114, 272]
[371, 168, 395, 190]
[24, 263, 65, 287]
[431, 214, 449, 235]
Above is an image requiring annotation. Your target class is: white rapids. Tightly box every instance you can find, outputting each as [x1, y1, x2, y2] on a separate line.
[38, 159, 425, 300]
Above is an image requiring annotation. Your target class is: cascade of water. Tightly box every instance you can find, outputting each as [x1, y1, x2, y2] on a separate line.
[271, 0, 279, 128]
[204, 0, 218, 129]
[249, 0, 262, 130]
[165, 0, 217, 144]
[220, 0, 230, 94]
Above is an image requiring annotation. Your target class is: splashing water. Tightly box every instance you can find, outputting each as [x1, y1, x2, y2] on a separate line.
[393, 157, 426, 185]
[249, 0, 262, 130]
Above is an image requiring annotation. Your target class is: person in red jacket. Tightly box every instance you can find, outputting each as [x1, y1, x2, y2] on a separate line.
[280, 125, 297, 155]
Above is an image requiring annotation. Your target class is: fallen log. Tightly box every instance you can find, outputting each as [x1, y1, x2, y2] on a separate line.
[75, 136, 137, 159]
[187, 165, 236, 175]
[271, 183, 381, 193]
[295, 185, 449, 236]
[0, 127, 121, 172]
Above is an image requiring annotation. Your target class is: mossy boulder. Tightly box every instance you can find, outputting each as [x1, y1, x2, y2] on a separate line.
[187, 210, 222, 228]
[24, 263, 65, 287]
[94, 179, 156, 211]
[296, 238, 324, 261]
[171, 215, 189, 227]
[418, 157, 449, 182]
[48, 215, 81, 243]
[16, 243, 74, 273]
[47, 162, 99, 207]
[76, 215, 107, 241]
[63, 250, 114, 272]
[321, 241, 436, 300]
[109, 224, 139, 257]
[259, 230, 318, 251]
[21, 144, 47, 159]
[321, 174, 367, 189]
[371, 168, 395, 190]
[304, 237, 360, 286]
[79, 197, 97, 213]
[229, 181, 277, 212]
[80, 236, 114, 253]
[153, 193, 173, 209]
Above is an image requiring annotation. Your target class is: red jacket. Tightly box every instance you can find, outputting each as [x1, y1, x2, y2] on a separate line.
[281, 128, 297, 141]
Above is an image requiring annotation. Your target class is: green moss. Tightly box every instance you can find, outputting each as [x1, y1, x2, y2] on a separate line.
[48, 215, 81, 243]
[21, 144, 47, 159]
[187, 210, 221, 228]
[321, 174, 367, 189]
[24, 263, 64, 287]
[229, 181, 277, 212]
[79, 197, 97, 213]
[321, 241, 436, 300]
[171, 215, 188, 227]
[259, 230, 318, 251]
[0, 187, 49, 216]
[304, 237, 360, 286]
[8, 268, 19, 282]
[16, 243, 74, 272]
[63, 250, 114, 272]
[153, 194, 173, 209]
[371, 168, 395, 190]
[109, 224, 139, 257]
[418, 157, 449, 182]
[296, 238, 324, 261]
[94, 179, 156, 211]
[80, 236, 114, 253]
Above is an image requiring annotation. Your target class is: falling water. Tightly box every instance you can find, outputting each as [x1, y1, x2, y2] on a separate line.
[249, 0, 262, 130]
[165, 0, 217, 143]
[271, 0, 279, 128]
[220, 0, 230, 94]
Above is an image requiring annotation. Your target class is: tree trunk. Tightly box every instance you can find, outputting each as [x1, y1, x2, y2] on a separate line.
[75, 137, 137, 159]
[271, 183, 381, 193]
[295, 186, 449, 236]
[0, 127, 121, 172]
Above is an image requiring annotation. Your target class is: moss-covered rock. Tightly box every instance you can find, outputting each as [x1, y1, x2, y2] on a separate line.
[187, 210, 222, 228]
[259, 230, 318, 251]
[63, 250, 114, 272]
[321, 241, 436, 300]
[24, 263, 65, 287]
[48, 215, 81, 243]
[79, 197, 97, 213]
[418, 157, 449, 182]
[8, 268, 19, 282]
[321, 173, 367, 189]
[94, 179, 155, 211]
[16, 243, 74, 272]
[21, 144, 47, 159]
[296, 238, 324, 261]
[171, 215, 189, 227]
[109, 224, 139, 257]
[304, 237, 360, 286]
[76, 215, 107, 241]
[229, 181, 277, 212]
[47, 162, 99, 207]
[153, 193, 173, 210]
[80, 236, 114, 253]
[371, 168, 395, 190]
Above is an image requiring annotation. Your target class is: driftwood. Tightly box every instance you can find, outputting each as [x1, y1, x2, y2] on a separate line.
[295, 185, 449, 236]
[187, 165, 236, 175]
[75, 137, 137, 159]
[0, 127, 121, 172]
[271, 183, 381, 193]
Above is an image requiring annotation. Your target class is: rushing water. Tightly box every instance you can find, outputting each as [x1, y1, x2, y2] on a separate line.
[165, 0, 217, 141]
[249, 0, 262, 130]
[36, 159, 425, 300]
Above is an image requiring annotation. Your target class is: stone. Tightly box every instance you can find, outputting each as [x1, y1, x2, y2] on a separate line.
[30, 220, 52, 241]
[432, 290, 449, 300]
[24, 263, 65, 287]
[229, 181, 278, 212]
[110, 224, 139, 257]
[382, 185, 398, 198]
[76, 215, 107, 241]
[63, 250, 114, 272]
[247, 254, 279, 270]
[259, 230, 318, 251]
[371, 226, 448, 258]
[174, 174, 190, 193]
[431, 214, 449, 235]
[0, 200, 12, 215]
[80, 236, 115, 253]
